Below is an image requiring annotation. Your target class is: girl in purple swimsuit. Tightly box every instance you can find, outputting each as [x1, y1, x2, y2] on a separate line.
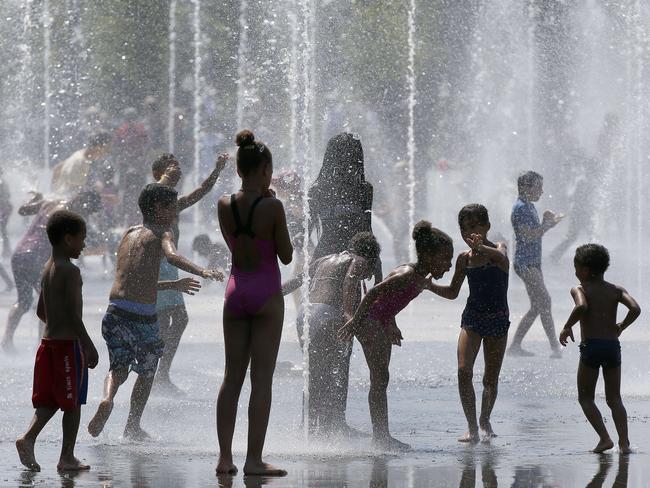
[216, 130, 293, 477]
[339, 221, 453, 450]
[430, 204, 510, 444]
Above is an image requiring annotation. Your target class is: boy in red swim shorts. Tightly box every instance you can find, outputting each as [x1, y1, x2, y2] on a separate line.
[15, 210, 99, 472]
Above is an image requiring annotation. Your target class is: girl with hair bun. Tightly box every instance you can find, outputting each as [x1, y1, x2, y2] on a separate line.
[216, 130, 293, 477]
[339, 220, 453, 451]
[429, 204, 510, 444]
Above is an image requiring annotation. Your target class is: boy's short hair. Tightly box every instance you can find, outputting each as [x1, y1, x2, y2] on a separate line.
[192, 234, 212, 254]
[574, 243, 610, 275]
[517, 170, 543, 193]
[152, 153, 177, 179]
[349, 232, 381, 262]
[88, 131, 112, 149]
[458, 204, 489, 229]
[46, 210, 86, 245]
[138, 183, 178, 221]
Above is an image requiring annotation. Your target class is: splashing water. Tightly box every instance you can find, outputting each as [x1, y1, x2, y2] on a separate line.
[192, 0, 202, 234]
[167, 0, 176, 153]
[42, 0, 51, 170]
[406, 0, 417, 259]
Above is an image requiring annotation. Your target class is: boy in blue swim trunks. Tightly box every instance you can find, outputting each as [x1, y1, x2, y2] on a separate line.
[559, 244, 640, 453]
[16, 210, 99, 472]
[87, 183, 223, 440]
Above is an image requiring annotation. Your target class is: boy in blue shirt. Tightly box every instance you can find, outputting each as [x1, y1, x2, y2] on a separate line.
[509, 171, 564, 357]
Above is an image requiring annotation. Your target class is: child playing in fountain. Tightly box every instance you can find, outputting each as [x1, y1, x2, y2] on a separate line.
[508, 171, 564, 358]
[559, 244, 640, 454]
[282, 232, 381, 436]
[339, 221, 453, 451]
[216, 130, 293, 477]
[429, 204, 510, 443]
[15, 210, 99, 472]
[87, 183, 222, 440]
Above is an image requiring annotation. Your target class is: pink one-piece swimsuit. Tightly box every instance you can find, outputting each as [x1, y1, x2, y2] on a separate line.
[367, 276, 421, 325]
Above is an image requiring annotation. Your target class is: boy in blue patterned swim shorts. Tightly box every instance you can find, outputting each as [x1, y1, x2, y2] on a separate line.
[87, 183, 223, 440]
[559, 244, 640, 454]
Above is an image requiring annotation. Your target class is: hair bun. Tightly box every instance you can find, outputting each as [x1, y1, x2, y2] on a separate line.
[235, 129, 255, 147]
[412, 220, 433, 242]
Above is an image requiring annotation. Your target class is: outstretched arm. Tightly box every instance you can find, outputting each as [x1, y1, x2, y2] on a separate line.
[18, 192, 45, 216]
[429, 253, 468, 300]
[177, 154, 228, 212]
[162, 231, 223, 281]
[466, 236, 509, 273]
[559, 287, 588, 346]
[617, 287, 641, 336]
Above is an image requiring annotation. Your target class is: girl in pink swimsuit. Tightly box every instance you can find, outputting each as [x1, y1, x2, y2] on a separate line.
[339, 221, 454, 450]
[216, 130, 293, 477]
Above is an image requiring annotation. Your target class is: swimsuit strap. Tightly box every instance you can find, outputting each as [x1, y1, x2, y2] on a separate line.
[231, 194, 264, 238]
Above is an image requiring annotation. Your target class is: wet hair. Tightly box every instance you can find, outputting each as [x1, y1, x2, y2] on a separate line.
[412, 220, 453, 258]
[313, 133, 366, 192]
[87, 131, 112, 149]
[235, 129, 272, 176]
[458, 204, 489, 229]
[574, 243, 610, 275]
[138, 183, 178, 222]
[46, 210, 86, 245]
[71, 189, 102, 215]
[192, 234, 212, 255]
[349, 231, 381, 263]
[152, 153, 177, 179]
[517, 170, 543, 193]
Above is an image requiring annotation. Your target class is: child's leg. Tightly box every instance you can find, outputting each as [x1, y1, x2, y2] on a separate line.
[457, 329, 482, 443]
[58, 407, 89, 471]
[216, 313, 252, 474]
[16, 407, 57, 471]
[356, 323, 398, 447]
[156, 305, 189, 388]
[478, 335, 508, 437]
[124, 371, 157, 439]
[88, 368, 129, 437]
[602, 366, 630, 452]
[509, 267, 540, 353]
[532, 269, 560, 354]
[2, 266, 35, 349]
[244, 294, 286, 476]
[577, 362, 613, 452]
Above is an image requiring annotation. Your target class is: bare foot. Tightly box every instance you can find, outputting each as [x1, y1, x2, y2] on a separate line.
[549, 349, 562, 359]
[619, 442, 632, 454]
[153, 378, 187, 397]
[507, 346, 535, 357]
[15, 436, 40, 472]
[458, 430, 480, 444]
[243, 461, 287, 477]
[216, 457, 238, 475]
[373, 435, 411, 452]
[88, 400, 113, 437]
[592, 438, 614, 453]
[123, 425, 151, 441]
[479, 420, 497, 439]
[57, 456, 90, 472]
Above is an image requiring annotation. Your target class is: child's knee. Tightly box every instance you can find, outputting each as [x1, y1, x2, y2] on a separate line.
[482, 375, 498, 390]
[458, 366, 473, 382]
[370, 368, 389, 391]
[111, 368, 129, 385]
[606, 394, 624, 410]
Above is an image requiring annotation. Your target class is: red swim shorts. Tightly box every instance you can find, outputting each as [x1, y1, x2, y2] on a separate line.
[32, 338, 88, 411]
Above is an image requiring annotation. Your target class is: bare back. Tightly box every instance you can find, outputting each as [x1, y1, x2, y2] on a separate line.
[217, 192, 292, 271]
[109, 225, 165, 304]
[39, 258, 83, 340]
[579, 281, 623, 340]
[309, 252, 356, 307]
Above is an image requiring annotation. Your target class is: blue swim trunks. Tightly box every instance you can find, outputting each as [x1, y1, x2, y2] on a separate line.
[102, 301, 164, 377]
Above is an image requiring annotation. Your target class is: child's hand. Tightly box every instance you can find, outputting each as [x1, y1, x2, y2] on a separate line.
[215, 153, 229, 172]
[466, 233, 483, 251]
[338, 320, 357, 341]
[175, 277, 201, 295]
[559, 327, 574, 346]
[202, 269, 225, 281]
[543, 211, 563, 228]
[388, 321, 403, 346]
[85, 343, 99, 369]
[616, 322, 624, 337]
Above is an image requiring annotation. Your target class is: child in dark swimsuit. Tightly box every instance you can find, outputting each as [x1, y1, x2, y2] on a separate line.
[216, 130, 293, 477]
[339, 221, 453, 451]
[559, 244, 640, 454]
[430, 204, 510, 444]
